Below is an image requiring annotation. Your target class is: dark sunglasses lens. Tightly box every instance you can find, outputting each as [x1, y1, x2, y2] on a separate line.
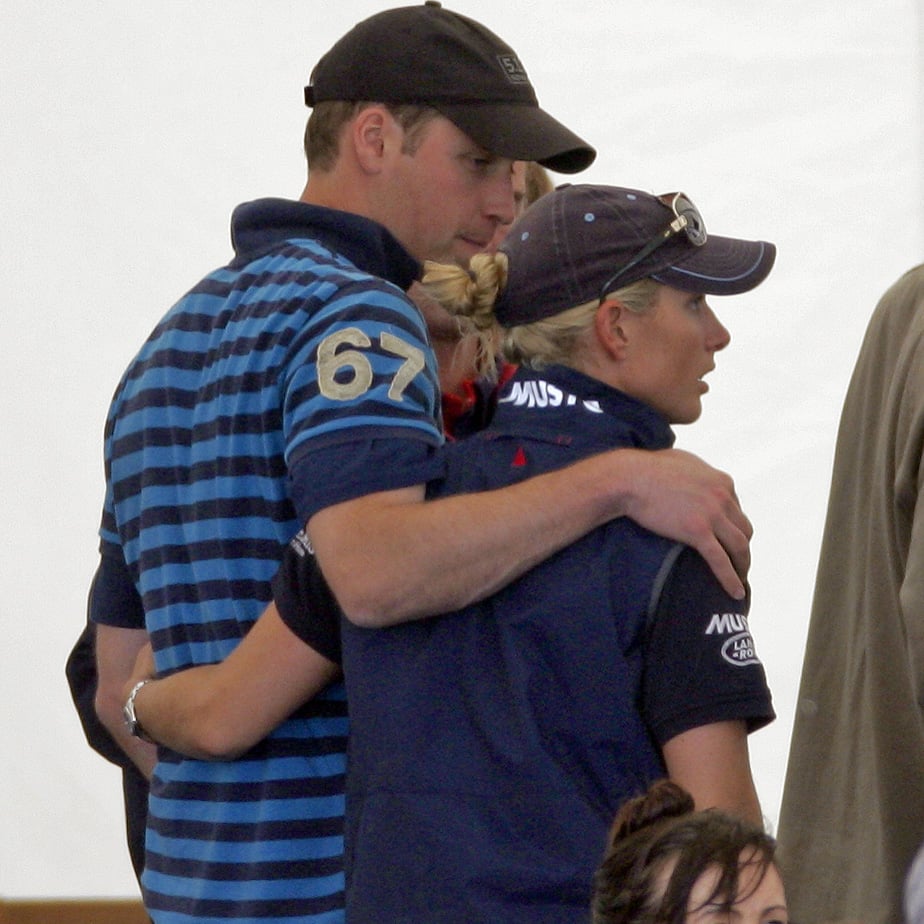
[675, 195, 707, 246]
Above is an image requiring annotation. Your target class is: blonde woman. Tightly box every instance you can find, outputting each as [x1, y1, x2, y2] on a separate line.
[126, 185, 776, 923]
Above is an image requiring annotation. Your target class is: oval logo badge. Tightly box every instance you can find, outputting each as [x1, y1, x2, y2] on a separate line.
[721, 632, 760, 667]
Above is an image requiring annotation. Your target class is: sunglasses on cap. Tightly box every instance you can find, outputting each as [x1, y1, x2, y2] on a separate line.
[598, 192, 707, 303]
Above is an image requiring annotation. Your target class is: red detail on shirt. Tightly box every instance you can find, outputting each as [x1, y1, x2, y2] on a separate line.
[496, 362, 518, 391]
[512, 447, 527, 467]
[441, 383, 477, 441]
[441, 363, 518, 441]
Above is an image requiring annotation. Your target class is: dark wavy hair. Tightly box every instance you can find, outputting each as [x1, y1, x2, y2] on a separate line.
[592, 780, 779, 924]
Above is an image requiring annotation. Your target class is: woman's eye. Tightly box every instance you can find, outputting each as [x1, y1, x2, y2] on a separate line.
[698, 907, 730, 922]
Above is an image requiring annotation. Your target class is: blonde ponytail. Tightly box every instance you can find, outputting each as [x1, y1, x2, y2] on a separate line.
[422, 253, 508, 380]
[421, 260, 660, 379]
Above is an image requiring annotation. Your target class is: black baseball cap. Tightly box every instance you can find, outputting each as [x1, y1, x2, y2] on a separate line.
[496, 184, 777, 326]
[304, 2, 596, 174]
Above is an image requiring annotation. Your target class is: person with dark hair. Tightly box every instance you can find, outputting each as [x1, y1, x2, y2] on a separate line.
[125, 184, 776, 922]
[593, 780, 787, 924]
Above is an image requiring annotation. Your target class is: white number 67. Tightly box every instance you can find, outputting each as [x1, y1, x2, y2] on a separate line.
[316, 327, 426, 402]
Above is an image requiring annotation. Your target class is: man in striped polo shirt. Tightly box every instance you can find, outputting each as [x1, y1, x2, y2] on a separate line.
[90, 4, 753, 922]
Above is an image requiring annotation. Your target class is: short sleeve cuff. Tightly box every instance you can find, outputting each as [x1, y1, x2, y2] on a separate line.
[289, 436, 446, 523]
[644, 546, 775, 746]
[89, 549, 145, 629]
[271, 534, 343, 664]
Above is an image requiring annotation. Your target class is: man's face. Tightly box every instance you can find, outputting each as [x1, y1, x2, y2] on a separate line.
[412, 159, 528, 346]
[382, 115, 518, 265]
[483, 160, 528, 255]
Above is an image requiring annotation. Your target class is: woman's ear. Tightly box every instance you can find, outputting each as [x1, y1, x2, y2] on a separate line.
[595, 299, 630, 360]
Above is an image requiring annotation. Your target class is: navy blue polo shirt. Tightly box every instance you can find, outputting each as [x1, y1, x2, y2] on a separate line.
[277, 364, 774, 924]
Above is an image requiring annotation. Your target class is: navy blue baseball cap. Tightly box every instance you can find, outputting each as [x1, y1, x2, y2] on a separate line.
[304, 2, 596, 174]
[496, 184, 776, 326]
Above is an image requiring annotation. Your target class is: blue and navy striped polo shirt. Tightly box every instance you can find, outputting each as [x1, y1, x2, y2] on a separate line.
[97, 199, 442, 922]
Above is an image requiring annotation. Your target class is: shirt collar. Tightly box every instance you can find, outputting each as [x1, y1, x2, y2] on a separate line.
[494, 365, 675, 452]
[230, 198, 420, 291]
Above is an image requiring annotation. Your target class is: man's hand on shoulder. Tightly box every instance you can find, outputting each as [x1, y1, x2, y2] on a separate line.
[619, 448, 751, 600]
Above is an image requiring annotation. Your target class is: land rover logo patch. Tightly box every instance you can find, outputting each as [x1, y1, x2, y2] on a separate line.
[721, 632, 760, 666]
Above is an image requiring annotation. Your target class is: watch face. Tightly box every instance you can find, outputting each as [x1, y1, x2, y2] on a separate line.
[123, 679, 156, 739]
[123, 680, 145, 736]
[123, 699, 137, 735]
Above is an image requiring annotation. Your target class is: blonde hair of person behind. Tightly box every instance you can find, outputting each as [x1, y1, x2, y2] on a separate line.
[421, 254, 660, 381]
[524, 161, 555, 205]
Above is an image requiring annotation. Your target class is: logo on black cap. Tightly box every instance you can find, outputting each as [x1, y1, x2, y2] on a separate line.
[497, 54, 529, 84]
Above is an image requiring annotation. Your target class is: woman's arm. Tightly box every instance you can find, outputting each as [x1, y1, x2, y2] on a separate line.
[127, 602, 340, 760]
[643, 545, 772, 827]
[95, 624, 158, 779]
[662, 720, 762, 825]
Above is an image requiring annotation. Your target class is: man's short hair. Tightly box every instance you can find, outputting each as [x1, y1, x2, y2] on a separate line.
[304, 101, 440, 172]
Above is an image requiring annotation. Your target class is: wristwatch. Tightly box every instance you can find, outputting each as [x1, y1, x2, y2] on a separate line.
[123, 678, 154, 739]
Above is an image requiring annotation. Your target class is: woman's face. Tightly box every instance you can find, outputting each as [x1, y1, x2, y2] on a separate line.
[615, 285, 731, 424]
[684, 857, 788, 924]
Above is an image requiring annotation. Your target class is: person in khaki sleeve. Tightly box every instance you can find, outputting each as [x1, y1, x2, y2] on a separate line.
[778, 264, 924, 924]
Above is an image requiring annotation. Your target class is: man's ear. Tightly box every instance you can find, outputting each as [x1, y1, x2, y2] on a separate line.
[595, 299, 629, 360]
[350, 106, 390, 174]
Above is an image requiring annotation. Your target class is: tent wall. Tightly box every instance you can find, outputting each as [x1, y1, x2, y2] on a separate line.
[2, 0, 922, 898]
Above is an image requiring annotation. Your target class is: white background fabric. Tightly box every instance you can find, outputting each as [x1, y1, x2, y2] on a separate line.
[2, 0, 922, 898]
